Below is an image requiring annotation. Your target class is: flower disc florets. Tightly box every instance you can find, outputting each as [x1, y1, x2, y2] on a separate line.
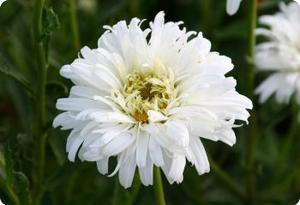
[117, 66, 177, 123]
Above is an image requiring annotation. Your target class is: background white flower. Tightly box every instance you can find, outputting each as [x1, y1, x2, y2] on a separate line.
[296, 198, 300, 205]
[226, 0, 242, 15]
[295, 0, 300, 7]
[255, 2, 300, 104]
[54, 11, 252, 188]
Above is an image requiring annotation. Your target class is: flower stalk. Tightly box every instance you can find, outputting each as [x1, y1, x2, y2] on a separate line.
[0, 176, 19, 205]
[154, 167, 166, 205]
[200, 0, 212, 37]
[276, 102, 299, 174]
[126, 175, 142, 205]
[245, 0, 258, 204]
[210, 159, 245, 200]
[33, 0, 47, 203]
[67, 0, 80, 50]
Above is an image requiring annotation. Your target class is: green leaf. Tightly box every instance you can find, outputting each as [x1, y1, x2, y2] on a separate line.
[41, 7, 60, 61]
[0, 175, 20, 205]
[4, 144, 14, 187]
[0, 147, 20, 205]
[0, 52, 35, 97]
[41, 7, 60, 41]
[46, 80, 68, 96]
[14, 171, 31, 205]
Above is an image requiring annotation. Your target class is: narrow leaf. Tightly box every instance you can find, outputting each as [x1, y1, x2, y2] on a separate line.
[0, 52, 35, 97]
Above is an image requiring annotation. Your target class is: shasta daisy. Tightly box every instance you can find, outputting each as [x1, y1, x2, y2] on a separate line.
[53, 12, 252, 188]
[255, 2, 300, 104]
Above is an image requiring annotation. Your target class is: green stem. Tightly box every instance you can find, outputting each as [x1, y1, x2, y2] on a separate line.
[112, 177, 121, 205]
[67, 0, 80, 50]
[7, 187, 19, 205]
[0, 176, 19, 205]
[210, 159, 245, 200]
[33, 0, 48, 204]
[245, 0, 257, 204]
[200, 0, 213, 38]
[126, 175, 142, 205]
[154, 167, 166, 205]
[276, 103, 299, 174]
[246, 0, 257, 94]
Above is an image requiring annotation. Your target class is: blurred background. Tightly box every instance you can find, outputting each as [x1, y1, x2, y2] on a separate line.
[0, 0, 299, 204]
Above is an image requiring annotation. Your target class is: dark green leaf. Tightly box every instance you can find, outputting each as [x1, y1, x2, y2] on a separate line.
[0, 52, 34, 97]
[4, 144, 14, 187]
[14, 172, 31, 205]
[46, 80, 68, 96]
[41, 8, 60, 41]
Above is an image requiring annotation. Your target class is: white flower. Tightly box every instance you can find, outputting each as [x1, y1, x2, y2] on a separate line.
[53, 12, 252, 188]
[255, 2, 300, 104]
[296, 198, 300, 205]
[295, 0, 300, 7]
[226, 0, 242, 15]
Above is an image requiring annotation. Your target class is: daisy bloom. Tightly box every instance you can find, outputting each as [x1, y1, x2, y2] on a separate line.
[226, 0, 242, 15]
[53, 12, 252, 188]
[255, 2, 300, 104]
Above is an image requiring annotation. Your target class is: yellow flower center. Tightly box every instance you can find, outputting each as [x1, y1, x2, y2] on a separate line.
[119, 70, 176, 123]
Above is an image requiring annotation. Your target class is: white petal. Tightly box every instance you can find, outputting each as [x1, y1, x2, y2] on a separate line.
[89, 112, 134, 123]
[144, 123, 169, 149]
[53, 112, 76, 129]
[78, 146, 103, 161]
[189, 137, 210, 175]
[136, 131, 149, 167]
[147, 110, 168, 122]
[70, 85, 105, 99]
[138, 156, 153, 186]
[56, 98, 107, 112]
[81, 46, 100, 64]
[102, 132, 134, 156]
[167, 154, 186, 183]
[92, 125, 131, 145]
[149, 137, 164, 166]
[219, 128, 237, 146]
[166, 121, 189, 147]
[96, 157, 109, 175]
[226, 0, 242, 15]
[175, 33, 211, 74]
[255, 73, 284, 103]
[80, 121, 99, 141]
[119, 150, 136, 188]
[66, 131, 84, 162]
[160, 151, 173, 184]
